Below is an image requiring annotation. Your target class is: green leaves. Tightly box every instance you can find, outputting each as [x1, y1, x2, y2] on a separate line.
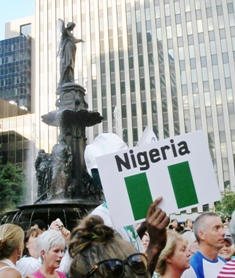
[0, 163, 25, 214]
[215, 190, 235, 219]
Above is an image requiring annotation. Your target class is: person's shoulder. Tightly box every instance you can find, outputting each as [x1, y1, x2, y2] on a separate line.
[181, 267, 197, 278]
[0, 267, 22, 278]
[190, 251, 203, 263]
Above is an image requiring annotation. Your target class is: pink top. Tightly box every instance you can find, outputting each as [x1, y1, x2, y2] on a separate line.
[33, 269, 67, 278]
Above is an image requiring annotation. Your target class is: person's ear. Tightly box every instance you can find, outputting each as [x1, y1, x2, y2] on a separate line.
[198, 230, 205, 241]
[41, 250, 46, 260]
[165, 255, 172, 264]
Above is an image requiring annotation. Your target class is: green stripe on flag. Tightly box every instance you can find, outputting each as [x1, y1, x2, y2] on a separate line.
[125, 172, 153, 221]
[168, 161, 198, 209]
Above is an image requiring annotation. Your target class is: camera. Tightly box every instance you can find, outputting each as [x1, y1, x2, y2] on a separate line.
[56, 218, 64, 230]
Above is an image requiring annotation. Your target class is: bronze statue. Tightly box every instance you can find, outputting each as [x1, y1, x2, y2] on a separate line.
[57, 18, 84, 86]
[35, 149, 52, 197]
[50, 135, 73, 198]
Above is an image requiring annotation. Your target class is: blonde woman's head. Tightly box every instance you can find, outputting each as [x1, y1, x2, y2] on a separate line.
[0, 224, 24, 260]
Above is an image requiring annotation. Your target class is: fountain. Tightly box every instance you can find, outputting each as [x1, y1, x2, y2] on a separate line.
[0, 19, 103, 231]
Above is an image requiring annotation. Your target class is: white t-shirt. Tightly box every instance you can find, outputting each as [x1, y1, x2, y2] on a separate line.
[181, 251, 225, 278]
[16, 256, 41, 276]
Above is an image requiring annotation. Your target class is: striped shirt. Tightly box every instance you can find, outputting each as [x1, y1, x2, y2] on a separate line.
[217, 259, 235, 278]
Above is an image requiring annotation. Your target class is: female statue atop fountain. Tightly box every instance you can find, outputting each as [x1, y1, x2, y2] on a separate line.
[57, 18, 84, 86]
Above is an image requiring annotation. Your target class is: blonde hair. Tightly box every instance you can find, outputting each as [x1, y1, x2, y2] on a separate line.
[0, 224, 24, 260]
[156, 230, 186, 276]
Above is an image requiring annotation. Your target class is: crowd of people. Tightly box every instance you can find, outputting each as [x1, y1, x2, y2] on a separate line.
[1, 202, 235, 278]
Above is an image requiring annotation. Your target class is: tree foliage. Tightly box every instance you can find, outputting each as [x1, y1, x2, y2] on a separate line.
[215, 189, 235, 219]
[0, 147, 25, 213]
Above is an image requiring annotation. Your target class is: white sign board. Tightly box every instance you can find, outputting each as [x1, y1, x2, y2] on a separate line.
[96, 130, 221, 228]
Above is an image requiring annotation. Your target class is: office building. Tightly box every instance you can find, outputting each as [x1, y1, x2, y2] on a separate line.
[0, 17, 36, 171]
[35, 0, 235, 200]
[0, 17, 34, 111]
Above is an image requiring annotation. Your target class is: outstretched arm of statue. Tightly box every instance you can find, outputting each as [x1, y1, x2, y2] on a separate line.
[74, 38, 85, 44]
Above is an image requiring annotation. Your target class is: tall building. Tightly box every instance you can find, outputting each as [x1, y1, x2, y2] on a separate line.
[0, 17, 34, 111]
[0, 17, 36, 175]
[35, 0, 235, 200]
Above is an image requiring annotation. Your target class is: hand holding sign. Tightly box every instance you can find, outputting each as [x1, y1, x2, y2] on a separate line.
[145, 196, 169, 275]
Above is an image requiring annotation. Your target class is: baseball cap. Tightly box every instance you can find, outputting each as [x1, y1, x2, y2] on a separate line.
[224, 234, 233, 245]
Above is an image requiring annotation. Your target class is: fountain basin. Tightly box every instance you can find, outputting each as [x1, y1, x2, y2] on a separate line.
[0, 199, 101, 231]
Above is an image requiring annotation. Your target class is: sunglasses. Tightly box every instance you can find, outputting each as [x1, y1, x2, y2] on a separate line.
[84, 253, 148, 278]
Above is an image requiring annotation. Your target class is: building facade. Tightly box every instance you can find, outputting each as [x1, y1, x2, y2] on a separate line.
[0, 16, 35, 112]
[35, 0, 235, 201]
[0, 35, 32, 111]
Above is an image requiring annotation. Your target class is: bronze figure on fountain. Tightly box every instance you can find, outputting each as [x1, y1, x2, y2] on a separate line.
[35, 18, 103, 203]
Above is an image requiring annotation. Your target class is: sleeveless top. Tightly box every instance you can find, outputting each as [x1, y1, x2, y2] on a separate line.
[0, 258, 24, 277]
[33, 269, 67, 278]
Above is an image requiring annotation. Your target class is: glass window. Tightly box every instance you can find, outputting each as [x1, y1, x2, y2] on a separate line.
[166, 26, 172, 39]
[189, 45, 195, 58]
[178, 47, 184, 60]
[209, 31, 215, 41]
[200, 56, 207, 67]
[214, 79, 221, 90]
[213, 65, 219, 79]
[120, 81, 125, 94]
[176, 14, 181, 24]
[187, 35, 193, 46]
[220, 28, 226, 39]
[204, 92, 211, 106]
[224, 64, 231, 78]
[199, 43, 206, 56]
[208, 18, 214, 31]
[227, 90, 234, 104]
[178, 36, 183, 46]
[197, 20, 203, 33]
[132, 103, 137, 116]
[130, 80, 135, 92]
[217, 5, 223, 16]
[211, 54, 218, 65]
[187, 22, 192, 35]
[186, 12, 191, 21]
[194, 94, 200, 108]
[225, 77, 232, 89]
[228, 3, 234, 14]
[122, 105, 126, 118]
[216, 91, 222, 105]
[177, 24, 182, 37]
[139, 54, 143, 67]
[202, 68, 208, 81]
[181, 71, 187, 84]
[140, 78, 145, 91]
[191, 69, 198, 82]
[174, 1, 180, 14]
[142, 102, 147, 115]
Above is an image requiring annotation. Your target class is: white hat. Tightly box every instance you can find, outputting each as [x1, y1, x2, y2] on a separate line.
[84, 133, 128, 176]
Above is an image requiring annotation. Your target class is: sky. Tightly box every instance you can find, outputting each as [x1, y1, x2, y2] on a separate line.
[0, 0, 35, 40]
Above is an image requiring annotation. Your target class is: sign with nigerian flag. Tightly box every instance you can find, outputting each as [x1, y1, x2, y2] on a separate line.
[96, 130, 221, 228]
